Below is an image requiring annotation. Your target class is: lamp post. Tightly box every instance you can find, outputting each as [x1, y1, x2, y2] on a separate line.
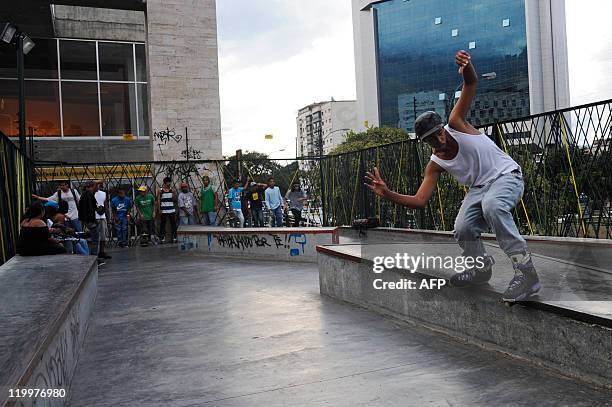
[1, 22, 35, 156]
[318, 127, 350, 226]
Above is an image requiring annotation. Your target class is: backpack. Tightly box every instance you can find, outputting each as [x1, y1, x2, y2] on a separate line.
[57, 188, 79, 205]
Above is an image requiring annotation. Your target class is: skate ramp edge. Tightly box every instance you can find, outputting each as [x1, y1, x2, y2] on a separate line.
[0, 255, 98, 407]
[317, 241, 612, 389]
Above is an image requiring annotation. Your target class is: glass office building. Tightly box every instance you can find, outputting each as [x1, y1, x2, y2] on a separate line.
[371, 0, 530, 130]
[0, 38, 149, 139]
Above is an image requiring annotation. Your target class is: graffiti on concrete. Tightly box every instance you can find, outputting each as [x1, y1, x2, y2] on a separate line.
[181, 146, 203, 160]
[207, 233, 308, 256]
[153, 127, 183, 157]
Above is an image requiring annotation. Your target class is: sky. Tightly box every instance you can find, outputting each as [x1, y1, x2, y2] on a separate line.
[216, 0, 612, 159]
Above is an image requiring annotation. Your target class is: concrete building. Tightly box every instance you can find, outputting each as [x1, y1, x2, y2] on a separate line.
[296, 100, 358, 158]
[352, 0, 570, 132]
[0, 0, 222, 163]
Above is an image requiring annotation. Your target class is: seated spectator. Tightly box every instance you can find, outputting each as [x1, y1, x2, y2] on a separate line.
[52, 210, 90, 255]
[17, 201, 66, 256]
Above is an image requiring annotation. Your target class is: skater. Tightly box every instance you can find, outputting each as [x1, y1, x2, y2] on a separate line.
[365, 50, 540, 302]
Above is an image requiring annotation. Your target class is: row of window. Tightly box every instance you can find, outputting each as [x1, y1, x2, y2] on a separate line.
[0, 39, 149, 138]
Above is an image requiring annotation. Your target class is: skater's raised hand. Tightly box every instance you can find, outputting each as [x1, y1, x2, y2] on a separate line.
[455, 50, 471, 74]
[365, 167, 389, 198]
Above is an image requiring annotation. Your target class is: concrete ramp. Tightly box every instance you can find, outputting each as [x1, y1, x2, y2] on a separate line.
[318, 230, 612, 388]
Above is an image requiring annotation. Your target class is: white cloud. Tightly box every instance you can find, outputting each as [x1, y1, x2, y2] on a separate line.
[217, 0, 356, 158]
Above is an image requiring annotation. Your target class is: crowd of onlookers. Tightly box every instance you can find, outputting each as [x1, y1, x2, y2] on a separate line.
[16, 175, 313, 263]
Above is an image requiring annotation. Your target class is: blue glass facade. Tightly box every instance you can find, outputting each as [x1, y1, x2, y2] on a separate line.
[373, 0, 530, 130]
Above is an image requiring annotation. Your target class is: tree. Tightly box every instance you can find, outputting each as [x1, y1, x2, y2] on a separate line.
[329, 127, 410, 155]
[223, 151, 301, 195]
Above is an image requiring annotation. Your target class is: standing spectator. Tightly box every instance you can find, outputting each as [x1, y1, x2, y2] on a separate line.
[246, 181, 267, 227]
[200, 176, 218, 226]
[135, 185, 156, 245]
[157, 177, 178, 243]
[33, 180, 82, 232]
[227, 179, 247, 228]
[178, 182, 198, 225]
[111, 187, 133, 248]
[285, 183, 307, 227]
[95, 180, 111, 259]
[79, 180, 104, 265]
[265, 177, 285, 227]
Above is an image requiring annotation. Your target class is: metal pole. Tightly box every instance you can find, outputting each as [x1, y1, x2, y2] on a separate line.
[17, 35, 26, 156]
[319, 127, 327, 226]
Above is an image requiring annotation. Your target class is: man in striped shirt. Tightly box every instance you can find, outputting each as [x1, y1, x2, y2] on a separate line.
[157, 177, 178, 243]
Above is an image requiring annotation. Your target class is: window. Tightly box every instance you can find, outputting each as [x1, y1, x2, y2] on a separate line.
[24, 39, 58, 79]
[135, 44, 147, 82]
[100, 83, 137, 137]
[61, 82, 100, 137]
[438, 93, 446, 100]
[469, 41, 476, 49]
[137, 84, 149, 137]
[60, 40, 97, 80]
[454, 90, 461, 99]
[451, 29, 458, 37]
[25, 81, 61, 137]
[503, 18, 510, 27]
[434, 17, 442, 25]
[99, 42, 135, 81]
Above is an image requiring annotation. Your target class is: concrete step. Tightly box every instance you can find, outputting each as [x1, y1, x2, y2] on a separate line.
[317, 237, 612, 389]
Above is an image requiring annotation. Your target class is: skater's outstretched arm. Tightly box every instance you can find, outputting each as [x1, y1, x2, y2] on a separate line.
[449, 50, 480, 135]
[365, 162, 442, 209]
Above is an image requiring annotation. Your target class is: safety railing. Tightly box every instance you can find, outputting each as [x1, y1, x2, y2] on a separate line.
[0, 131, 34, 264]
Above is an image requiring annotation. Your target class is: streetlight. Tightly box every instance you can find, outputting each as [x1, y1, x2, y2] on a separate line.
[1, 22, 36, 156]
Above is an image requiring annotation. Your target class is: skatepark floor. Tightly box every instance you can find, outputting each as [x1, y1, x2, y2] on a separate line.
[68, 245, 612, 406]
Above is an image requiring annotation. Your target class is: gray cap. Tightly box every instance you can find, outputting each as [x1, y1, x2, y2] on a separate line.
[415, 111, 443, 141]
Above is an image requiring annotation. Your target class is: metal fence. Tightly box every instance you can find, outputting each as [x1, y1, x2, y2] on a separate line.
[32, 98, 612, 240]
[0, 132, 34, 264]
[322, 98, 612, 238]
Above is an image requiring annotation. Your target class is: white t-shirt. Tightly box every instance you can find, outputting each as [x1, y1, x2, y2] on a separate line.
[95, 190, 107, 220]
[48, 189, 81, 220]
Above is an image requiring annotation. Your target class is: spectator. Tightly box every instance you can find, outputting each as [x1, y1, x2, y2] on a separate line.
[135, 185, 156, 245]
[265, 177, 285, 227]
[178, 182, 198, 225]
[227, 179, 248, 228]
[17, 201, 66, 256]
[157, 177, 178, 243]
[95, 180, 111, 259]
[32, 180, 82, 232]
[79, 180, 104, 265]
[111, 187, 133, 248]
[285, 183, 307, 227]
[246, 181, 267, 227]
[51, 209, 90, 255]
[200, 176, 218, 226]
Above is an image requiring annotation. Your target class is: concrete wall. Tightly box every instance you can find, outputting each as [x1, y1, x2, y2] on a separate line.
[145, 0, 222, 161]
[352, 0, 380, 130]
[178, 227, 340, 263]
[525, 0, 571, 113]
[34, 139, 152, 163]
[52, 5, 146, 41]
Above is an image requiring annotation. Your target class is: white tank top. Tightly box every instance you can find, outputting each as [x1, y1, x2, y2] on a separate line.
[430, 125, 519, 187]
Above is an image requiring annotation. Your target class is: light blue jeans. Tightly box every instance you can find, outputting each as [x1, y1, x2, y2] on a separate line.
[454, 172, 527, 260]
[271, 206, 284, 227]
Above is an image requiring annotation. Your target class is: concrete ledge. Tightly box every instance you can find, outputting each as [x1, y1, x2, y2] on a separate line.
[177, 226, 339, 263]
[317, 243, 612, 388]
[0, 255, 98, 407]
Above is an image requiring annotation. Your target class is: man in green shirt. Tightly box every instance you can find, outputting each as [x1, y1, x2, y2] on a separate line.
[200, 176, 218, 226]
[135, 185, 156, 245]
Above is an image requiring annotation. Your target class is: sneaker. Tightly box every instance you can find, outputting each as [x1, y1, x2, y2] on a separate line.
[502, 254, 541, 302]
[97, 259, 106, 267]
[450, 255, 495, 287]
[172, 238, 178, 243]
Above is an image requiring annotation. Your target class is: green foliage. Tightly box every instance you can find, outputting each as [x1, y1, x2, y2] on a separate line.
[223, 151, 299, 195]
[329, 127, 410, 155]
